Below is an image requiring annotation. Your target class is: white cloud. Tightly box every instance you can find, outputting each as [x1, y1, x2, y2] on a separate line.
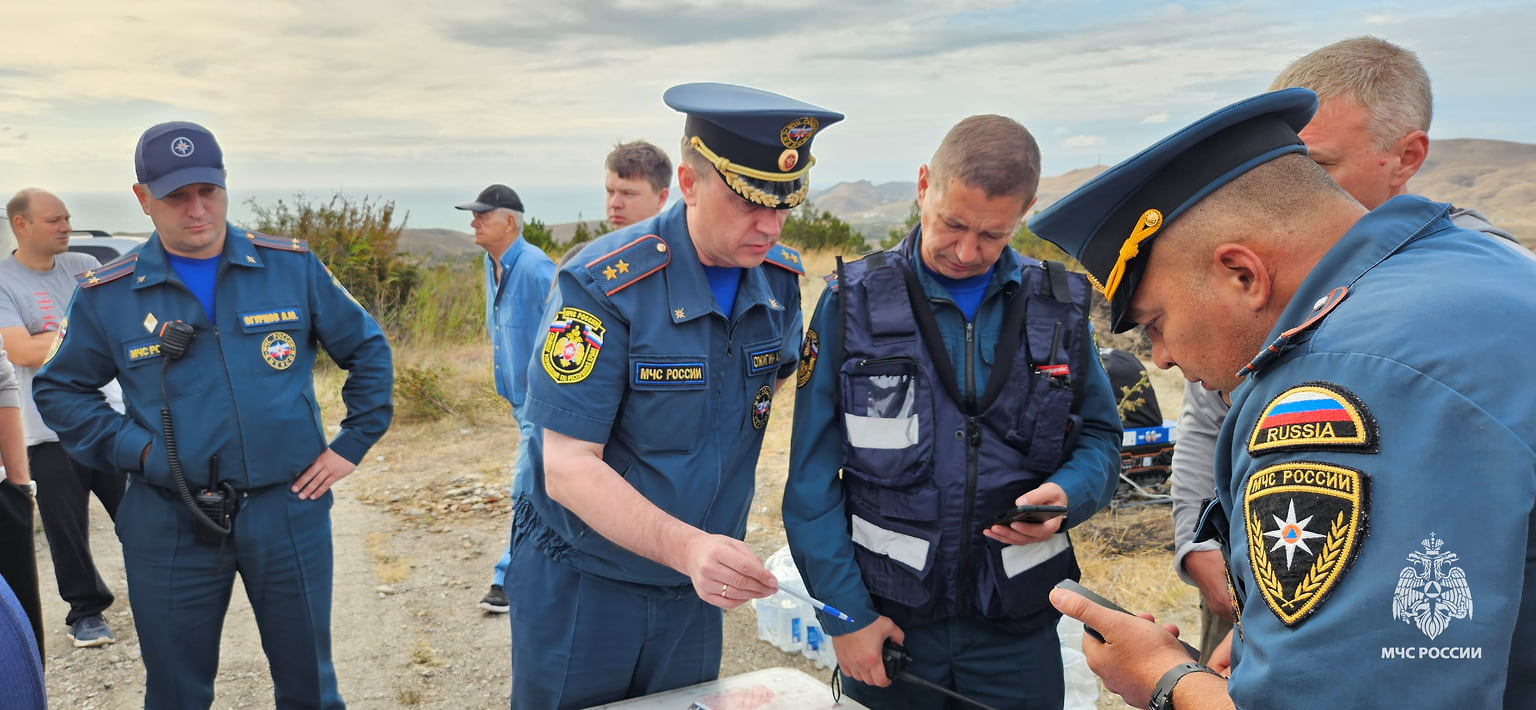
[1064, 135, 1107, 148]
[1141, 112, 1169, 125]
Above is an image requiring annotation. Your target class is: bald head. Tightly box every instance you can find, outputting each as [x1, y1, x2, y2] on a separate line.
[7, 188, 72, 260]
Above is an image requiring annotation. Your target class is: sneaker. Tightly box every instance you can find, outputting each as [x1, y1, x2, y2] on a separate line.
[479, 584, 510, 614]
[68, 615, 115, 648]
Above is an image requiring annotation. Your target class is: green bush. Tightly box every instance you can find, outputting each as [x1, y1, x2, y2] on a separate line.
[881, 200, 921, 250]
[247, 194, 418, 320]
[781, 202, 866, 253]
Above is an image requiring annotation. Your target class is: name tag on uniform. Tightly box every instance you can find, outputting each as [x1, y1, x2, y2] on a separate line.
[745, 341, 784, 377]
[124, 338, 163, 366]
[239, 306, 304, 332]
[632, 360, 707, 389]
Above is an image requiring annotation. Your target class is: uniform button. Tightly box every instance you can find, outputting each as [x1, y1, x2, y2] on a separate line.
[1312, 296, 1327, 311]
[657, 243, 667, 253]
[954, 430, 964, 440]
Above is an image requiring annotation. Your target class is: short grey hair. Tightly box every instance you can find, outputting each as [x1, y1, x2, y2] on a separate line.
[1269, 36, 1433, 151]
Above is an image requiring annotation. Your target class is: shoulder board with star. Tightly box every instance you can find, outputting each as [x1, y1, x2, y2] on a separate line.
[822, 272, 839, 293]
[76, 254, 138, 288]
[764, 244, 804, 275]
[247, 231, 310, 253]
[584, 234, 670, 297]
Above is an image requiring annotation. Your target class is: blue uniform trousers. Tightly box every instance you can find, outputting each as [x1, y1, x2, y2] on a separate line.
[843, 616, 1064, 710]
[117, 480, 341, 710]
[492, 417, 538, 588]
[507, 528, 721, 709]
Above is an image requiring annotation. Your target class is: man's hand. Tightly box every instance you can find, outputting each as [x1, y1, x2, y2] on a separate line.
[1206, 630, 1233, 676]
[1051, 586, 1211, 709]
[684, 533, 777, 610]
[983, 482, 1068, 545]
[832, 616, 904, 687]
[292, 448, 356, 500]
[1183, 549, 1235, 621]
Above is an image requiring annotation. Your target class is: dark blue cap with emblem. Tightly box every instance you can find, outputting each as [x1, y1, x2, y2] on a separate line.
[1029, 87, 1318, 333]
[664, 82, 843, 210]
[134, 121, 226, 199]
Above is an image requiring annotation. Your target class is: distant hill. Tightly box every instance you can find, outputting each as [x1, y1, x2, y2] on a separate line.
[396, 139, 1534, 257]
[1412, 138, 1536, 244]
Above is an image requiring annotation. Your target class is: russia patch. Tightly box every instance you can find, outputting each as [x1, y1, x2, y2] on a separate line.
[1248, 382, 1377, 455]
[796, 329, 819, 389]
[1243, 461, 1369, 627]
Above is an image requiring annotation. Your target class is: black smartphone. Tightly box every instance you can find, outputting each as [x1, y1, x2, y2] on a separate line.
[1055, 579, 1200, 660]
[980, 504, 1067, 530]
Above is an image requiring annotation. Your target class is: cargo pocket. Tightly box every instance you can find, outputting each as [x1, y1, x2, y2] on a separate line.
[839, 356, 934, 487]
[975, 532, 1077, 619]
[622, 356, 708, 452]
[849, 509, 939, 610]
[1004, 380, 1076, 472]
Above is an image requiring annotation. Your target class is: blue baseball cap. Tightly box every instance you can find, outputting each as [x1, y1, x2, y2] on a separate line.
[664, 82, 843, 210]
[134, 121, 226, 199]
[1028, 88, 1318, 333]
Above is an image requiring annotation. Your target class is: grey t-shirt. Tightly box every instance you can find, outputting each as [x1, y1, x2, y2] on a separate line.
[0, 252, 118, 446]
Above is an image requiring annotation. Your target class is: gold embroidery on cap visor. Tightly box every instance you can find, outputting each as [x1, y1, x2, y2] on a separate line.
[690, 136, 814, 209]
[1099, 208, 1164, 300]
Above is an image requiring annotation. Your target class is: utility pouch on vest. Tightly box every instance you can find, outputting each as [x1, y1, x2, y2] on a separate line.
[839, 356, 934, 489]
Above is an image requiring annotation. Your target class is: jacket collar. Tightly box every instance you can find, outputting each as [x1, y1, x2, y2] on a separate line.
[1239, 195, 1452, 377]
[133, 222, 263, 290]
[659, 201, 788, 324]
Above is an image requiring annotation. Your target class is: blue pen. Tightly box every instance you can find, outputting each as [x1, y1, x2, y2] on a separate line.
[779, 584, 855, 624]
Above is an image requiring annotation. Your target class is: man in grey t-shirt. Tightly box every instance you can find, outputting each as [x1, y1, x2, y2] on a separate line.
[1, 189, 123, 649]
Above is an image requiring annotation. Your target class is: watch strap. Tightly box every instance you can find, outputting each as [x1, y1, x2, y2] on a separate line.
[1149, 662, 1222, 710]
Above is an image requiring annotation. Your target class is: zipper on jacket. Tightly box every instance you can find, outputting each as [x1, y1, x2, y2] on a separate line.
[955, 321, 980, 616]
[211, 327, 252, 490]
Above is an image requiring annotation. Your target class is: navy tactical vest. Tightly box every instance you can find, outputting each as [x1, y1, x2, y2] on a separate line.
[835, 243, 1092, 634]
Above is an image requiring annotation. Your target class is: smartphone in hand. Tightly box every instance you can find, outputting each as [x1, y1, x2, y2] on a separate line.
[1056, 579, 1200, 660]
[980, 504, 1067, 531]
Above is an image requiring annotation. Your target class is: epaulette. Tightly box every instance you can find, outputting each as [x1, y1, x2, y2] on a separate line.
[1240, 285, 1349, 379]
[77, 254, 138, 288]
[247, 231, 309, 253]
[764, 244, 805, 275]
[822, 272, 839, 293]
[584, 234, 670, 297]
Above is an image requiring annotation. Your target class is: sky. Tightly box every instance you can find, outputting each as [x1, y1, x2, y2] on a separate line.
[2, 0, 1534, 228]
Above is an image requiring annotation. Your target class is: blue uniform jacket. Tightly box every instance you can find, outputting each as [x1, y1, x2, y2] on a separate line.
[1216, 196, 1536, 708]
[485, 235, 556, 413]
[34, 224, 393, 491]
[784, 235, 1123, 635]
[518, 201, 804, 587]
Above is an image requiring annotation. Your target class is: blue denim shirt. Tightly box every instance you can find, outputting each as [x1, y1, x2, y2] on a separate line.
[486, 236, 556, 414]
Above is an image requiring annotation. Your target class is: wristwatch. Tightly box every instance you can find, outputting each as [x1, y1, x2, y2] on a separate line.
[1148, 662, 1223, 710]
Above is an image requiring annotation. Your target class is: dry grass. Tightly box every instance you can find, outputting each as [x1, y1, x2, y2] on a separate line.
[364, 531, 414, 584]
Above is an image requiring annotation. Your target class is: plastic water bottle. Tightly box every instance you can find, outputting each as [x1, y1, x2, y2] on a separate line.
[752, 597, 777, 645]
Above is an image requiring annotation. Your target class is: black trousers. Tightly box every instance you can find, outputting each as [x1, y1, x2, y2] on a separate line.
[0, 481, 43, 662]
[29, 442, 123, 625]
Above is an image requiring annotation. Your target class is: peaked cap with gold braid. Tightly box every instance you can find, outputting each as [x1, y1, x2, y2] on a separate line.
[664, 82, 843, 210]
[1029, 88, 1318, 333]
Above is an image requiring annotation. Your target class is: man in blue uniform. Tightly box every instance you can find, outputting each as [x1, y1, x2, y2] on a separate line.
[453, 184, 556, 615]
[507, 83, 840, 709]
[1169, 38, 1526, 664]
[784, 115, 1123, 709]
[34, 121, 393, 709]
[1036, 89, 1536, 709]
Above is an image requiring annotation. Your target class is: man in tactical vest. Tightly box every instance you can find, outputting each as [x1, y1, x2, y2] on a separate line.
[784, 115, 1124, 709]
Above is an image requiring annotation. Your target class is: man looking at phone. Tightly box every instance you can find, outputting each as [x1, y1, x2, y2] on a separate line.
[783, 115, 1123, 709]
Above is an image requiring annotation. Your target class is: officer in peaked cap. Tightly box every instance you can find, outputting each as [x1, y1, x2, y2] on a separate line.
[506, 83, 840, 708]
[1036, 88, 1536, 709]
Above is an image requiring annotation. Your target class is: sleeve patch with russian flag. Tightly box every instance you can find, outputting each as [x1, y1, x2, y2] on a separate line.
[1248, 381, 1377, 455]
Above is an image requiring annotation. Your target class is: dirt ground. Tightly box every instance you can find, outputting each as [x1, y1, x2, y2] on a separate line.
[34, 264, 1197, 708]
